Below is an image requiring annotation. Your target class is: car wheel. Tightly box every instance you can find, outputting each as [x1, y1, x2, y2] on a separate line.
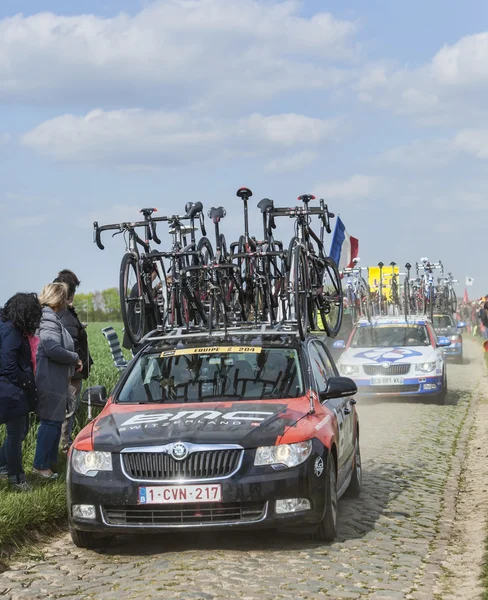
[311, 453, 337, 542]
[438, 372, 448, 404]
[345, 437, 362, 498]
[69, 527, 105, 550]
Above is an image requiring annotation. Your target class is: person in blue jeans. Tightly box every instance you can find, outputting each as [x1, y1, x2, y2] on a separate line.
[0, 293, 42, 491]
[33, 283, 81, 479]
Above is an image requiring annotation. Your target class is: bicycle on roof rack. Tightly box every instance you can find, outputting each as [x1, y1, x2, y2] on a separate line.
[342, 258, 371, 323]
[94, 204, 209, 344]
[267, 194, 343, 339]
[94, 208, 168, 346]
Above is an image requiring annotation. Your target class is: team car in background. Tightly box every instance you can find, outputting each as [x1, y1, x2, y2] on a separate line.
[432, 313, 465, 363]
[335, 316, 451, 400]
[68, 331, 361, 548]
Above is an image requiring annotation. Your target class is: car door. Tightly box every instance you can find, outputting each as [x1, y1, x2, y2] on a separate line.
[316, 340, 355, 472]
[308, 340, 351, 489]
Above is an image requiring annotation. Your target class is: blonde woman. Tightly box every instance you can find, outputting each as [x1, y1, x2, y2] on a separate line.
[33, 283, 82, 478]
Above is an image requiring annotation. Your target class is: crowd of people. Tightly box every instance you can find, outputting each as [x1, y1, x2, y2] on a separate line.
[457, 297, 488, 338]
[0, 270, 92, 491]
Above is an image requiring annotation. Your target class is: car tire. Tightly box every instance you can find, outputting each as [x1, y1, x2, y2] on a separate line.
[345, 437, 362, 498]
[438, 372, 448, 404]
[69, 527, 105, 550]
[311, 453, 337, 542]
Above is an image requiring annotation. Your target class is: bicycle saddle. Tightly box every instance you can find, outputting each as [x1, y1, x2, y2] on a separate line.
[236, 187, 253, 200]
[185, 201, 203, 218]
[208, 206, 226, 222]
[297, 194, 316, 203]
[257, 198, 274, 213]
[140, 207, 157, 216]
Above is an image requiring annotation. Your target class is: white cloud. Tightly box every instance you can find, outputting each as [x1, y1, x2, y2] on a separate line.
[453, 129, 488, 159]
[378, 139, 459, 170]
[264, 151, 318, 173]
[0, 1, 358, 107]
[355, 31, 488, 126]
[314, 174, 379, 200]
[21, 108, 342, 168]
[8, 214, 48, 228]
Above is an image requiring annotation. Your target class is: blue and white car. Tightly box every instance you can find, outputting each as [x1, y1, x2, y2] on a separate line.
[432, 313, 465, 363]
[334, 316, 451, 400]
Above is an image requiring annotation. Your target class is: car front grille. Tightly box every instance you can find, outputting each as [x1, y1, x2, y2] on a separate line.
[368, 384, 420, 394]
[103, 502, 266, 526]
[363, 364, 410, 375]
[122, 449, 242, 481]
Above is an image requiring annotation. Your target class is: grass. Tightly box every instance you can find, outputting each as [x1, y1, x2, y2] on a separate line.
[0, 322, 127, 561]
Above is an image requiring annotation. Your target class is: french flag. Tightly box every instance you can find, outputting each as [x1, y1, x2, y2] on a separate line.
[329, 217, 359, 271]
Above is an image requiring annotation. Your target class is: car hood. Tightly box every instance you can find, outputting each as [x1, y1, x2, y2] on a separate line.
[338, 346, 437, 366]
[92, 399, 309, 452]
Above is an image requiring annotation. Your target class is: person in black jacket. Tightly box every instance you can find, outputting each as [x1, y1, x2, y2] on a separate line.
[0, 293, 42, 490]
[54, 270, 93, 451]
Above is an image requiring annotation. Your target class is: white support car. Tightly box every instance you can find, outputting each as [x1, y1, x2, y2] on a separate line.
[334, 316, 450, 400]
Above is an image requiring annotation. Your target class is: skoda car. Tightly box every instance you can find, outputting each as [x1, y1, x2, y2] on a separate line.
[68, 332, 360, 548]
[335, 316, 450, 399]
[432, 313, 465, 363]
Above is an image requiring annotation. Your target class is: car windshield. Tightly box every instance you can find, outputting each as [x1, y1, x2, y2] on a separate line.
[117, 346, 304, 403]
[350, 325, 430, 348]
[433, 315, 454, 328]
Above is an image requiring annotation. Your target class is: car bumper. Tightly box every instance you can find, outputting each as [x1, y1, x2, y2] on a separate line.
[443, 342, 463, 358]
[352, 375, 443, 396]
[67, 443, 329, 534]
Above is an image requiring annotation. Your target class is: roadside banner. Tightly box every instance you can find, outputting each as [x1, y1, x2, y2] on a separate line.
[463, 287, 469, 303]
[329, 217, 359, 271]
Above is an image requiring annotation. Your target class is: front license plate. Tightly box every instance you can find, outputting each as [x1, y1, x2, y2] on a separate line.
[139, 484, 222, 504]
[370, 377, 404, 386]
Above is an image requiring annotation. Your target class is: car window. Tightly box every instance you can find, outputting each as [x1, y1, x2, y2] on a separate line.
[350, 325, 430, 348]
[308, 342, 329, 392]
[117, 347, 304, 403]
[314, 341, 336, 378]
[433, 315, 454, 328]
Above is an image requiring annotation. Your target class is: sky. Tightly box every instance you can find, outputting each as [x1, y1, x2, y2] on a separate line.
[1, 0, 488, 304]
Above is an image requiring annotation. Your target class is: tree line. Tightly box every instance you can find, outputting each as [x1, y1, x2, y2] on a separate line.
[75, 288, 122, 322]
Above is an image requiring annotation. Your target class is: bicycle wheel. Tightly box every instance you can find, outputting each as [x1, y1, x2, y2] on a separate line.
[347, 289, 357, 324]
[119, 253, 145, 345]
[403, 279, 410, 317]
[317, 258, 343, 337]
[290, 246, 308, 340]
[449, 288, 457, 314]
[359, 278, 371, 321]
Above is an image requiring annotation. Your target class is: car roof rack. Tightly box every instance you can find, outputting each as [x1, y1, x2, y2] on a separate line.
[142, 321, 303, 344]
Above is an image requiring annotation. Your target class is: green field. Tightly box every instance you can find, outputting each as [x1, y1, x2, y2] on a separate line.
[0, 322, 126, 559]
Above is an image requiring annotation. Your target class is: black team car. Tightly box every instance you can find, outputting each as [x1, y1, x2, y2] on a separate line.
[68, 329, 361, 548]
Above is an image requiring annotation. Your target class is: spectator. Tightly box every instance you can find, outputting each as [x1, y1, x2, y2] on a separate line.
[33, 283, 81, 479]
[53, 270, 93, 452]
[0, 293, 42, 491]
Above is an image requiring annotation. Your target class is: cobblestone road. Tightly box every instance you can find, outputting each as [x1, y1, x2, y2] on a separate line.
[0, 339, 485, 600]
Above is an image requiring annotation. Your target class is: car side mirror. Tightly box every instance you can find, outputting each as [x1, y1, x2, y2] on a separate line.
[457, 322, 466, 328]
[437, 337, 451, 348]
[332, 340, 346, 349]
[320, 376, 357, 401]
[82, 386, 108, 407]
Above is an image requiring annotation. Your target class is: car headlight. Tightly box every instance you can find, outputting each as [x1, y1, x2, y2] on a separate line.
[254, 441, 312, 468]
[415, 361, 437, 373]
[450, 335, 461, 342]
[72, 449, 112, 476]
[341, 364, 359, 376]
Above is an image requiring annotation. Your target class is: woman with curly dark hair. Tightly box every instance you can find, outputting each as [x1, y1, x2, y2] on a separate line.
[0, 293, 41, 491]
